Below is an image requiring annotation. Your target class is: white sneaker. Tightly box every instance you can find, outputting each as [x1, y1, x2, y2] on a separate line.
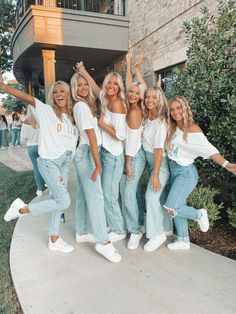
[17, 145, 20, 148]
[197, 208, 209, 232]
[144, 233, 166, 252]
[164, 230, 173, 236]
[127, 233, 142, 250]
[108, 232, 127, 242]
[95, 243, 121, 263]
[36, 189, 43, 197]
[76, 232, 95, 243]
[48, 237, 74, 253]
[167, 240, 190, 250]
[4, 198, 26, 222]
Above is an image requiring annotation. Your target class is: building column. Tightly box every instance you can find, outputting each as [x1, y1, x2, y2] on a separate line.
[41, 49, 55, 103]
[23, 69, 33, 95]
[43, 0, 56, 6]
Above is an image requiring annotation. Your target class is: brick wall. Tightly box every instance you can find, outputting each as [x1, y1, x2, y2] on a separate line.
[114, 0, 219, 85]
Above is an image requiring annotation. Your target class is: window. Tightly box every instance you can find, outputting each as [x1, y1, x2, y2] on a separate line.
[156, 63, 185, 94]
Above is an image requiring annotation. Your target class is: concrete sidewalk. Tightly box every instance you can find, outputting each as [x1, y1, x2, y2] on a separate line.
[1, 148, 236, 314]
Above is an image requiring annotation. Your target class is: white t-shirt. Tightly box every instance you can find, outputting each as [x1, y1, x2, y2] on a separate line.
[125, 124, 143, 157]
[35, 98, 78, 159]
[142, 118, 167, 156]
[20, 124, 39, 146]
[11, 120, 22, 129]
[99, 91, 126, 156]
[167, 127, 219, 166]
[73, 101, 101, 147]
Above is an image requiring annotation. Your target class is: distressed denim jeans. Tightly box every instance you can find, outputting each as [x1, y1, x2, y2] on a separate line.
[27, 145, 45, 190]
[28, 150, 72, 236]
[124, 148, 146, 233]
[74, 144, 109, 244]
[164, 159, 200, 242]
[101, 146, 126, 234]
[145, 152, 171, 238]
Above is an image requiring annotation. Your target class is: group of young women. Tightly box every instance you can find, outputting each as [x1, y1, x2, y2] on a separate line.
[2, 49, 236, 263]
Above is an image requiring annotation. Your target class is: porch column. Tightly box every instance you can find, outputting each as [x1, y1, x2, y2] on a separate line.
[41, 49, 55, 103]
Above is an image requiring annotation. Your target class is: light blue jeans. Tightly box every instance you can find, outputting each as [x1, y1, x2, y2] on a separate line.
[124, 148, 146, 233]
[145, 152, 172, 238]
[11, 128, 21, 146]
[27, 145, 45, 190]
[28, 150, 72, 236]
[74, 144, 109, 244]
[164, 159, 201, 242]
[101, 146, 126, 234]
[0, 129, 8, 147]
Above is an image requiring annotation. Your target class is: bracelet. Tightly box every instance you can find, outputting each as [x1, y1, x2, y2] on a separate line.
[222, 160, 229, 168]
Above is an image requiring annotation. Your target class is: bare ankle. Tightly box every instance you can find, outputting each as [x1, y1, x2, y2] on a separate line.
[19, 206, 29, 214]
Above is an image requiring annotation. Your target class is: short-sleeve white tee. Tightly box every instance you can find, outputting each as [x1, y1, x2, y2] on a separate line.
[167, 127, 219, 166]
[142, 118, 167, 156]
[73, 101, 101, 147]
[34, 98, 78, 159]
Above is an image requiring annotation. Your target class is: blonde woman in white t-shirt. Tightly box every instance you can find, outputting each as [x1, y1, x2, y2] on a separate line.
[164, 96, 236, 250]
[142, 87, 173, 252]
[70, 72, 121, 263]
[2, 73, 78, 253]
[74, 62, 127, 243]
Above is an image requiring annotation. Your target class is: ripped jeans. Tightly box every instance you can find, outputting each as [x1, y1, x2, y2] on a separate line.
[28, 151, 72, 236]
[164, 159, 201, 242]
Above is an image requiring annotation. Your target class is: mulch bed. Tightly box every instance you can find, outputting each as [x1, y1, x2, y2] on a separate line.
[190, 219, 236, 260]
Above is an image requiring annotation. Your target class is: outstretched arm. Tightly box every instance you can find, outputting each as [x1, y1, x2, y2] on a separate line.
[126, 48, 133, 89]
[74, 62, 101, 98]
[0, 73, 35, 106]
[210, 153, 236, 176]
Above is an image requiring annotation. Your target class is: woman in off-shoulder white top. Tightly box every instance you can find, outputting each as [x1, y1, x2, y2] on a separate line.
[164, 96, 236, 251]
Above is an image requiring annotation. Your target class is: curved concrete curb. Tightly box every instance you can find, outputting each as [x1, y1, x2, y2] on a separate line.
[9, 169, 236, 314]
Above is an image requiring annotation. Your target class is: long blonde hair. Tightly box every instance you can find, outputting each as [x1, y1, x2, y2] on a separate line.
[126, 82, 145, 113]
[70, 72, 97, 117]
[48, 81, 75, 124]
[101, 72, 126, 112]
[166, 96, 194, 146]
[143, 87, 168, 121]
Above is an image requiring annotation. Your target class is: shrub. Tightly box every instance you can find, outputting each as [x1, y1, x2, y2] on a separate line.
[187, 185, 223, 229]
[227, 194, 236, 228]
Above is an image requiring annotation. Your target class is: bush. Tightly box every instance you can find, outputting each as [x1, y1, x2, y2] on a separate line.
[227, 194, 236, 228]
[172, 0, 236, 187]
[187, 185, 223, 229]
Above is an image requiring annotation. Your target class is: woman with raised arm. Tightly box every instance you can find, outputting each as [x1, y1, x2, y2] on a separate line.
[142, 87, 172, 252]
[123, 48, 147, 250]
[165, 96, 236, 250]
[75, 62, 127, 243]
[70, 71, 121, 262]
[2, 73, 78, 253]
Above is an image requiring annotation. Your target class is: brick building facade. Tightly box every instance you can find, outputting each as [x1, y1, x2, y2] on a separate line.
[114, 0, 219, 86]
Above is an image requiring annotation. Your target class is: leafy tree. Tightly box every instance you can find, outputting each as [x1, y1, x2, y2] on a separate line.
[172, 0, 236, 189]
[0, 0, 15, 72]
[1, 82, 26, 113]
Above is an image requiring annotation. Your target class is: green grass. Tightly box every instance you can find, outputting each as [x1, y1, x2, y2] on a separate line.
[0, 163, 36, 314]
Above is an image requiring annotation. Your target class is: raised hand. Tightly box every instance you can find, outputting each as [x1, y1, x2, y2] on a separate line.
[73, 61, 84, 73]
[134, 51, 144, 68]
[126, 47, 134, 64]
